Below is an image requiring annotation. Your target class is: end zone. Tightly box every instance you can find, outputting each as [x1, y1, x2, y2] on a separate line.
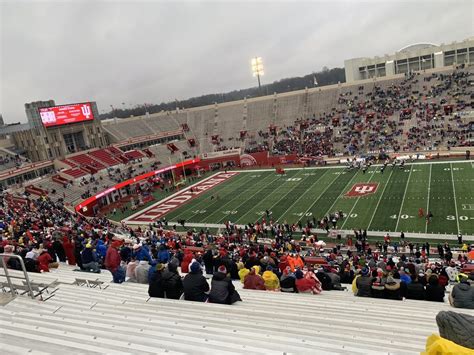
[123, 171, 238, 225]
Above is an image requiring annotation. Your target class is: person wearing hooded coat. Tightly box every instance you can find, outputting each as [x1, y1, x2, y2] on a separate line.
[62, 237, 76, 266]
[52, 238, 66, 262]
[262, 266, 280, 291]
[384, 275, 403, 300]
[405, 275, 425, 300]
[183, 262, 209, 302]
[162, 263, 183, 299]
[425, 275, 445, 302]
[244, 267, 266, 290]
[449, 275, 474, 309]
[209, 265, 242, 304]
[355, 267, 372, 297]
[202, 248, 214, 275]
[148, 263, 166, 298]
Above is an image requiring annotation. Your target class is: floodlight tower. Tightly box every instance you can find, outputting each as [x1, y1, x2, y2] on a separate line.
[251, 57, 264, 89]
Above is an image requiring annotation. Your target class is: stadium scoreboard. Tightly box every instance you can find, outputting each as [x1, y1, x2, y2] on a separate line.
[39, 102, 94, 128]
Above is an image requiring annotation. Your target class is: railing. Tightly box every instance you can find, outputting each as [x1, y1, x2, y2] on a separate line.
[0, 254, 35, 299]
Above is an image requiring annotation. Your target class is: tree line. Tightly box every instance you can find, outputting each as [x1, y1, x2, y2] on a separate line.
[99, 67, 345, 120]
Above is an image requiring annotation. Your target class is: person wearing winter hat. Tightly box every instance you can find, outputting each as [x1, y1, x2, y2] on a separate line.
[148, 263, 166, 298]
[209, 265, 241, 304]
[356, 266, 372, 297]
[449, 275, 474, 309]
[105, 240, 125, 283]
[384, 275, 403, 300]
[183, 262, 209, 302]
[81, 243, 101, 273]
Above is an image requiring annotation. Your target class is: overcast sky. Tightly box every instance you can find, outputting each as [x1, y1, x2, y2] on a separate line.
[0, 0, 472, 123]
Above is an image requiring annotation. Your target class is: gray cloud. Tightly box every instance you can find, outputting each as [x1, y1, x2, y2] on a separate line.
[1, 0, 472, 122]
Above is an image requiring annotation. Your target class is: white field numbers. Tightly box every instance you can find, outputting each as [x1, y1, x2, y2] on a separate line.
[292, 212, 358, 218]
[391, 214, 472, 221]
[222, 210, 238, 215]
[286, 178, 302, 181]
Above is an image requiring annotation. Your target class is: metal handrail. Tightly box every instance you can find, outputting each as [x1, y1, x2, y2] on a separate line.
[0, 253, 35, 299]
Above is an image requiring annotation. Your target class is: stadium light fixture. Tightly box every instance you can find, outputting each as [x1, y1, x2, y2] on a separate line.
[251, 57, 264, 89]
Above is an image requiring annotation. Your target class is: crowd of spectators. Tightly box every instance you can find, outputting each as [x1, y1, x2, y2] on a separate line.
[1, 193, 473, 309]
[240, 68, 472, 157]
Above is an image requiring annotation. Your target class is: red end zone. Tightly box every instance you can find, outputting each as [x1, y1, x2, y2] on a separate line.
[345, 183, 379, 197]
[124, 172, 238, 224]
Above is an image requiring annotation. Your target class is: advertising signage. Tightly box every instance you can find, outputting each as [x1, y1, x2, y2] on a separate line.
[39, 102, 94, 128]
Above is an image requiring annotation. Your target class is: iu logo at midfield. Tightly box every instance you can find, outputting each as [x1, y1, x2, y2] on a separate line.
[345, 183, 379, 197]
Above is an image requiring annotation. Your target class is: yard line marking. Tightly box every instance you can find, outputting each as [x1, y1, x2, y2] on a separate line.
[206, 172, 282, 223]
[323, 170, 360, 217]
[233, 169, 309, 224]
[169, 172, 250, 221]
[394, 164, 413, 232]
[275, 169, 330, 223]
[425, 164, 432, 234]
[299, 168, 344, 219]
[450, 162, 461, 235]
[367, 169, 394, 231]
[340, 168, 376, 229]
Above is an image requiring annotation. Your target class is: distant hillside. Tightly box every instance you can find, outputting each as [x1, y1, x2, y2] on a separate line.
[100, 67, 345, 119]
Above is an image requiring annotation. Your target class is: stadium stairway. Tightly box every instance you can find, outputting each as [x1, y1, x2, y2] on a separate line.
[2, 265, 473, 354]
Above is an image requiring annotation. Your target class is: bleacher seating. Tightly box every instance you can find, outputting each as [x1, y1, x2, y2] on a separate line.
[1, 266, 472, 354]
[124, 150, 145, 160]
[88, 149, 121, 167]
[68, 154, 106, 170]
[62, 168, 88, 179]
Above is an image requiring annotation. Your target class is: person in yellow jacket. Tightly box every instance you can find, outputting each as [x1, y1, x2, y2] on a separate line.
[352, 272, 361, 295]
[262, 266, 280, 291]
[423, 334, 473, 355]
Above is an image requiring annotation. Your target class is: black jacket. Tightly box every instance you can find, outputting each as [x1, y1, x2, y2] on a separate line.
[148, 270, 165, 298]
[183, 272, 209, 302]
[425, 281, 445, 302]
[162, 265, 183, 299]
[405, 281, 425, 300]
[356, 276, 372, 297]
[209, 271, 241, 304]
[451, 282, 474, 309]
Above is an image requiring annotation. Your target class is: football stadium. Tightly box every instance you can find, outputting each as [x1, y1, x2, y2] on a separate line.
[1, 1, 474, 354]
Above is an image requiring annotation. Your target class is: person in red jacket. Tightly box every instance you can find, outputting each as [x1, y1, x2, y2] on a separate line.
[105, 241, 124, 283]
[278, 255, 290, 273]
[295, 269, 320, 294]
[244, 267, 266, 290]
[181, 249, 194, 273]
[37, 250, 53, 273]
[62, 236, 76, 266]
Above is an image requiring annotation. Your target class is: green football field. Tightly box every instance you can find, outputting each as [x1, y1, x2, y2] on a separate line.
[163, 161, 474, 236]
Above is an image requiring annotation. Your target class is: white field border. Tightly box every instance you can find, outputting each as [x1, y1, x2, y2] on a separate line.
[231, 160, 472, 173]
